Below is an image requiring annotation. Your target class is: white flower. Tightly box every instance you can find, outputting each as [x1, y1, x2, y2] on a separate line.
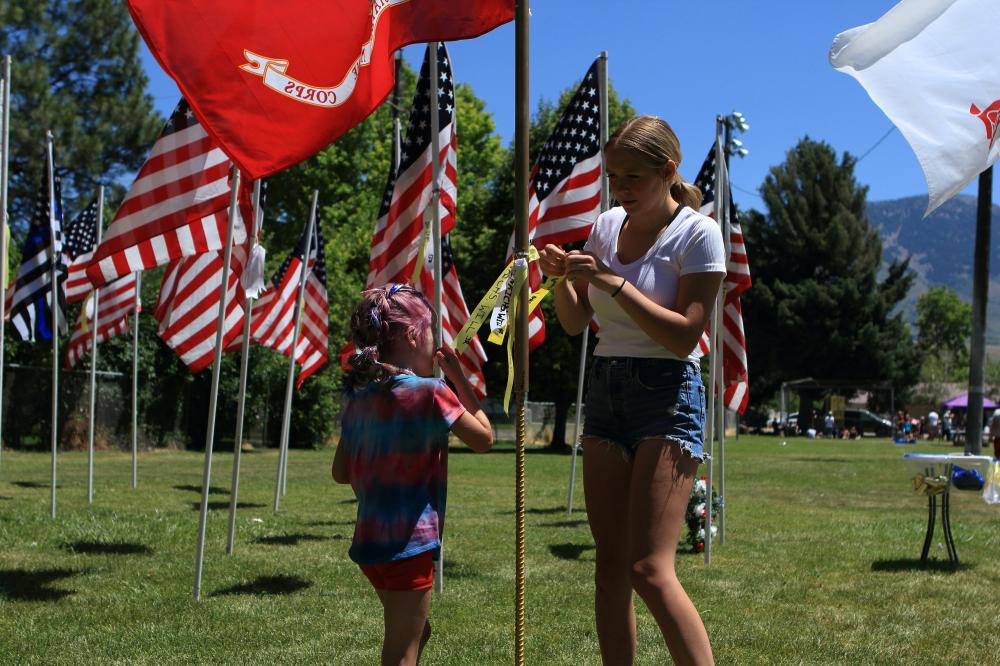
[697, 528, 705, 539]
[695, 480, 707, 493]
[695, 503, 706, 516]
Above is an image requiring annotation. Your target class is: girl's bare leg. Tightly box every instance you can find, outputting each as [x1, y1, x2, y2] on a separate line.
[583, 437, 636, 665]
[628, 439, 713, 666]
[375, 588, 432, 666]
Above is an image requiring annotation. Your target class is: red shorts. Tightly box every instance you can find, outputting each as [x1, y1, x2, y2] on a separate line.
[359, 550, 435, 591]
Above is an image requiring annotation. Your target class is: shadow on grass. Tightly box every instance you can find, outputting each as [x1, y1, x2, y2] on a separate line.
[305, 520, 355, 527]
[541, 519, 589, 528]
[191, 501, 266, 511]
[549, 543, 594, 561]
[340, 498, 358, 505]
[211, 574, 312, 597]
[442, 558, 482, 580]
[871, 558, 973, 573]
[174, 484, 228, 495]
[253, 533, 344, 546]
[0, 496, 11, 501]
[0, 568, 87, 601]
[62, 541, 153, 556]
[11, 481, 57, 489]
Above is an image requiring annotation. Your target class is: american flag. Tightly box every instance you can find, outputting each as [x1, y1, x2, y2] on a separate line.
[10, 164, 67, 342]
[86, 98, 247, 288]
[362, 42, 486, 396]
[250, 215, 328, 387]
[64, 272, 137, 369]
[62, 197, 99, 304]
[693, 145, 752, 414]
[515, 58, 604, 349]
[153, 238, 247, 373]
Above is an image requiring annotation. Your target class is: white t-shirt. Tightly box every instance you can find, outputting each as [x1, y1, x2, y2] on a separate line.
[927, 411, 939, 426]
[583, 206, 726, 361]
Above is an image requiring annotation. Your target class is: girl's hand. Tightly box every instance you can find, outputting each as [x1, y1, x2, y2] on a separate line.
[538, 244, 568, 277]
[565, 250, 620, 293]
[435, 344, 466, 385]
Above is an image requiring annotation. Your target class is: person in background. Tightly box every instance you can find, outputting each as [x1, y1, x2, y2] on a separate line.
[926, 409, 939, 441]
[989, 409, 1000, 459]
[942, 410, 953, 443]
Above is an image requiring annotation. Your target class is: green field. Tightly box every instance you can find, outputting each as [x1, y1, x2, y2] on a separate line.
[1, 436, 998, 665]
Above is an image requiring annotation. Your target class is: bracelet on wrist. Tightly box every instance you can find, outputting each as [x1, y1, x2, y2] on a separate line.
[610, 277, 626, 298]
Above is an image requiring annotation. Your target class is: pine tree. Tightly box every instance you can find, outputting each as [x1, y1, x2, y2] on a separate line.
[742, 138, 921, 427]
[0, 0, 162, 224]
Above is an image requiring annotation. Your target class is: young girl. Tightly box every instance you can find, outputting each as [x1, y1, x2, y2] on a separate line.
[539, 115, 723, 665]
[332, 283, 492, 666]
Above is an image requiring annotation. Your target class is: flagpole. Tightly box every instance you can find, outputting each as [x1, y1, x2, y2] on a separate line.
[131, 271, 141, 488]
[193, 167, 241, 601]
[514, 1, 530, 661]
[566, 51, 608, 515]
[704, 120, 725, 565]
[227, 179, 263, 554]
[273, 189, 318, 513]
[86, 185, 104, 504]
[392, 51, 402, 173]
[717, 140, 731, 545]
[0, 56, 10, 473]
[46, 130, 59, 520]
[428, 41, 446, 594]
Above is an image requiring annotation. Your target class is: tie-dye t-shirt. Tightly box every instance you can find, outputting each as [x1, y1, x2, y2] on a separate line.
[340, 374, 466, 564]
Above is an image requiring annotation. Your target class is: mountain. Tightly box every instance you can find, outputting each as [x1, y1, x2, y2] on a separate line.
[866, 195, 1000, 343]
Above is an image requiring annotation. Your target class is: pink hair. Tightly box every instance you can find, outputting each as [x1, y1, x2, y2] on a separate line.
[347, 283, 433, 386]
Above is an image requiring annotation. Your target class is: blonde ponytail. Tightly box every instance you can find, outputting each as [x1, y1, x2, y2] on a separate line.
[608, 115, 701, 209]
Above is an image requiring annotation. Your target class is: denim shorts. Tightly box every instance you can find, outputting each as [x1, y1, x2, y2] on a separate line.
[583, 356, 707, 462]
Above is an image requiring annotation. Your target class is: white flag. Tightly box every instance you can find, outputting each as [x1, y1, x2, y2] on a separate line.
[829, 0, 1000, 215]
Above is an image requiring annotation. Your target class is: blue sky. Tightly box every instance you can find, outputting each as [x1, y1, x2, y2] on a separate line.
[139, 0, 1000, 212]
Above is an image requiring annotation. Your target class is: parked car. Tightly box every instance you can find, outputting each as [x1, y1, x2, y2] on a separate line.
[783, 409, 892, 437]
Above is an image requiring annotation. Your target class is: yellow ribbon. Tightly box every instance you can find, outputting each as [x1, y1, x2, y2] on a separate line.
[78, 291, 94, 333]
[410, 212, 433, 286]
[454, 246, 564, 413]
[912, 473, 948, 496]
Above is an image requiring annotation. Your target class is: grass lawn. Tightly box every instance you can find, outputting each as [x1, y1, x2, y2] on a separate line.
[1, 436, 998, 665]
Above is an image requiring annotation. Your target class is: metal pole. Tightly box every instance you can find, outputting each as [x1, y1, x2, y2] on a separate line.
[273, 190, 318, 513]
[704, 120, 725, 564]
[131, 272, 141, 488]
[392, 52, 402, 173]
[967, 166, 992, 455]
[0, 56, 11, 472]
[718, 127, 732, 545]
[565, 326, 588, 515]
[86, 185, 104, 504]
[227, 179, 263, 554]
[567, 50, 609, 515]
[514, 2, 530, 662]
[47, 131, 59, 519]
[429, 41, 448, 594]
[193, 167, 241, 601]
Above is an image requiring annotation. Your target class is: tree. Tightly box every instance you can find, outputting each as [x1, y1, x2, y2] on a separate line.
[0, 0, 162, 225]
[915, 286, 971, 372]
[741, 138, 921, 427]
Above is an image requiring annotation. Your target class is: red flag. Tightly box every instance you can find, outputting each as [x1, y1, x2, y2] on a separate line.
[127, 0, 513, 180]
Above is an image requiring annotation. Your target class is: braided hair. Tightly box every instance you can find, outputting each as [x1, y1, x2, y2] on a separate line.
[346, 283, 434, 388]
